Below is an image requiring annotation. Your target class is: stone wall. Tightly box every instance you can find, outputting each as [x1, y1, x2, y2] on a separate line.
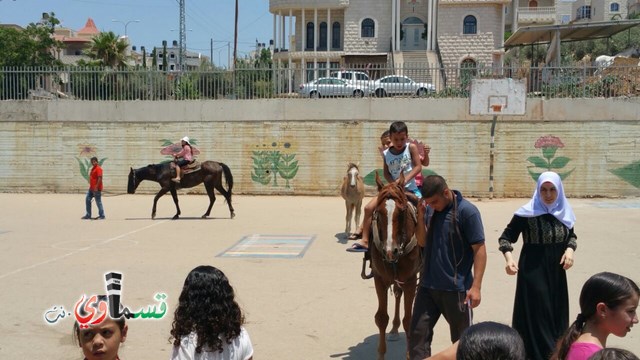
[343, 0, 392, 53]
[1, 98, 639, 198]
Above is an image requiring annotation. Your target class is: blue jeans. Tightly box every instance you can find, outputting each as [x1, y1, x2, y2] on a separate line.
[85, 190, 105, 218]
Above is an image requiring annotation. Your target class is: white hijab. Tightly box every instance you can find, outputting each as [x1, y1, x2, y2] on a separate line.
[515, 171, 576, 229]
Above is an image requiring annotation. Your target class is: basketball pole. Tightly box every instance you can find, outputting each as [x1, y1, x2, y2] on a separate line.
[489, 113, 498, 200]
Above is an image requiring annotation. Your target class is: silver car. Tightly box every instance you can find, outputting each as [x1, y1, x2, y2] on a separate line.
[371, 75, 435, 97]
[298, 77, 368, 98]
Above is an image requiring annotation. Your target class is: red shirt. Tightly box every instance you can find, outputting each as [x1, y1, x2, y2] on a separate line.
[90, 164, 103, 191]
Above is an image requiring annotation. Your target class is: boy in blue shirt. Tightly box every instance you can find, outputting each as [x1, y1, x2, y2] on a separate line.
[348, 121, 422, 252]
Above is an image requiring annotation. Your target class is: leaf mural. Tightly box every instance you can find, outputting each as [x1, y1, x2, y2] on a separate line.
[527, 135, 574, 181]
[76, 144, 107, 183]
[610, 160, 640, 188]
[251, 142, 299, 188]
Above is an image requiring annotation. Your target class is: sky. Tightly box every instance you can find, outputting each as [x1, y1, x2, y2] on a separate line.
[0, 0, 274, 68]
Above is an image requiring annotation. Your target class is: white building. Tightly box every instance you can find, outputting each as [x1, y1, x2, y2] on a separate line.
[269, 0, 509, 87]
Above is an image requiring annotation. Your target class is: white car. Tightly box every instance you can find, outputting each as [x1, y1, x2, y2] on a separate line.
[298, 77, 369, 98]
[371, 75, 435, 97]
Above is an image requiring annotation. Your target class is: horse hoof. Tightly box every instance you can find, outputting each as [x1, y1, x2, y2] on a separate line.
[230, 212, 236, 219]
[201, 215, 208, 219]
[172, 215, 179, 220]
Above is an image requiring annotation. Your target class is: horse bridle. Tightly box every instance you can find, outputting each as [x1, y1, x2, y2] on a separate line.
[371, 201, 418, 263]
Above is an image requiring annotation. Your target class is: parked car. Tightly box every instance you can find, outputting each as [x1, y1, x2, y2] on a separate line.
[330, 70, 371, 85]
[371, 75, 435, 97]
[298, 77, 369, 98]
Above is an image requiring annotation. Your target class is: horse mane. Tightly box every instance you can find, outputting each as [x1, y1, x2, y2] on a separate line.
[347, 162, 359, 171]
[377, 182, 408, 210]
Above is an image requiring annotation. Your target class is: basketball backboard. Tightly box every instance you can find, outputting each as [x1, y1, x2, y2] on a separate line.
[470, 78, 526, 116]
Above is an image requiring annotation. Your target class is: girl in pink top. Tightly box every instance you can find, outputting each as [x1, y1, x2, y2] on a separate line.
[172, 136, 194, 183]
[550, 272, 639, 360]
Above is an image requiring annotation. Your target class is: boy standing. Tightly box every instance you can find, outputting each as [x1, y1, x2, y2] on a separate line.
[348, 121, 422, 251]
[82, 157, 105, 220]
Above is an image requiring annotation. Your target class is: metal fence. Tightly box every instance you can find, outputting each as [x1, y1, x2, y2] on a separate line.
[1, 62, 639, 101]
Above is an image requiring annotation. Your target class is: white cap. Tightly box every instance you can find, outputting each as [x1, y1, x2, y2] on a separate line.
[181, 136, 190, 144]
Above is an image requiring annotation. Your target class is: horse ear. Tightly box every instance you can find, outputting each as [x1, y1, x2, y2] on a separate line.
[375, 171, 384, 191]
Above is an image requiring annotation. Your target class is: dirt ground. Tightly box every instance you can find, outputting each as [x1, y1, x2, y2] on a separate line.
[0, 193, 638, 359]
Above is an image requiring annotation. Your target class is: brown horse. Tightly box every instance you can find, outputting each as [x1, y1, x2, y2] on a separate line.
[127, 161, 234, 220]
[369, 171, 422, 360]
[340, 162, 365, 236]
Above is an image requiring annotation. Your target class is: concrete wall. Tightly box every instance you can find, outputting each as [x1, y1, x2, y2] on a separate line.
[1, 98, 639, 198]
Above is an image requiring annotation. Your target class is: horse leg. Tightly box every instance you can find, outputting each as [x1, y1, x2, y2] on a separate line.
[355, 199, 363, 234]
[374, 278, 390, 360]
[214, 180, 235, 219]
[345, 202, 353, 234]
[169, 187, 181, 220]
[152, 188, 169, 219]
[388, 284, 403, 341]
[403, 278, 418, 360]
[202, 181, 216, 219]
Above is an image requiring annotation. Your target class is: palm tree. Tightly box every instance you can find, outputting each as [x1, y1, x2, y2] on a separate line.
[86, 31, 129, 68]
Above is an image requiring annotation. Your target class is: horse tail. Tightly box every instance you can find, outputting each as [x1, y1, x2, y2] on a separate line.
[220, 162, 234, 199]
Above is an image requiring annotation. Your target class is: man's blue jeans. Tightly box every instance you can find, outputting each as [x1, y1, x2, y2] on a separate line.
[85, 190, 105, 218]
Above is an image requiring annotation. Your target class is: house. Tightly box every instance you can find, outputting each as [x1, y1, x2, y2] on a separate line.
[153, 40, 204, 71]
[53, 18, 100, 65]
[268, 0, 509, 88]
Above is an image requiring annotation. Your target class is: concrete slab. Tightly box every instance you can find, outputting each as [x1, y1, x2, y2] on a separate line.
[0, 194, 638, 359]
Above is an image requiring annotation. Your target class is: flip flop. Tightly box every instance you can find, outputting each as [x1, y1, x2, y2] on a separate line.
[346, 243, 368, 252]
[348, 232, 362, 240]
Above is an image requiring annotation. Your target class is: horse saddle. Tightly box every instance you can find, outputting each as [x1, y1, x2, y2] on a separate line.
[180, 160, 201, 175]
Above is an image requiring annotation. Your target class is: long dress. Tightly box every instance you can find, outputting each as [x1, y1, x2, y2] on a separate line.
[499, 214, 577, 360]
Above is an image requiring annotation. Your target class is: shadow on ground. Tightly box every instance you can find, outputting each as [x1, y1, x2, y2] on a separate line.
[329, 333, 407, 359]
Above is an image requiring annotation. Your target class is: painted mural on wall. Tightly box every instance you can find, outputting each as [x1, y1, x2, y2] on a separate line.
[251, 141, 299, 188]
[527, 135, 574, 181]
[76, 144, 107, 182]
[610, 160, 640, 188]
[159, 138, 200, 162]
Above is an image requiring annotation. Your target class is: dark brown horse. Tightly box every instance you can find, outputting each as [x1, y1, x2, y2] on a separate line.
[369, 171, 422, 360]
[127, 161, 235, 220]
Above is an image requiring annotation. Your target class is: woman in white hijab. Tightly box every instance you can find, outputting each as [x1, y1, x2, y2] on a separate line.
[498, 171, 577, 360]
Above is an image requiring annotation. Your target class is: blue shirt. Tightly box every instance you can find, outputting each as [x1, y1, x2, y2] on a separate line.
[421, 190, 485, 292]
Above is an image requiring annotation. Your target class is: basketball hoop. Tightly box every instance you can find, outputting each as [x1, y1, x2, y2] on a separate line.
[491, 104, 503, 113]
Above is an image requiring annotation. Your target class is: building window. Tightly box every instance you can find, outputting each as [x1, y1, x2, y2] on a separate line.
[610, 2, 620, 11]
[170, 53, 175, 59]
[561, 15, 571, 23]
[463, 15, 477, 35]
[576, 6, 592, 19]
[319, 22, 327, 50]
[306, 22, 314, 50]
[332, 22, 341, 49]
[361, 18, 375, 38]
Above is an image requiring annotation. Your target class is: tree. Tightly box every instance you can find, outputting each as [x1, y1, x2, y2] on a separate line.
[0, 12, 63, 67]
[85, 31, 129, 68]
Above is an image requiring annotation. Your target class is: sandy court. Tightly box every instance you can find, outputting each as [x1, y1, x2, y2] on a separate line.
[0, 193, 638, 359]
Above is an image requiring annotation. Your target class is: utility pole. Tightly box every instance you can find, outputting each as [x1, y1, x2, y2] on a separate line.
[233, 0, 238, 69]
[179, 0, 186, 71]
[210, 38, 214, 67]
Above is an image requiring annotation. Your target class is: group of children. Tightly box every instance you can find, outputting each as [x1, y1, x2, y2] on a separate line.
[73, 265, 253, 360]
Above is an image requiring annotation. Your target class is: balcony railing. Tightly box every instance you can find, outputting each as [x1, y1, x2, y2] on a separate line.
[517, 6, 556, 23]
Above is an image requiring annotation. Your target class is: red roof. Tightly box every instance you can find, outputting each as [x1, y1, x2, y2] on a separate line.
[78, 18, 99, 35]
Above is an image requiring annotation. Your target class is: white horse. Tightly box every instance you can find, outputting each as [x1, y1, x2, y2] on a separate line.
[340, 163, 365, 236]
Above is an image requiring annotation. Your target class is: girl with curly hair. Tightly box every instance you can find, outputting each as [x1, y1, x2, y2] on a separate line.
[170, 265, 253, 360]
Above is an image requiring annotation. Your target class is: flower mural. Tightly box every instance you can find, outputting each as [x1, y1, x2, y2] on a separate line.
[75, 144, 107, 182]
[251, 141, 299, 188]
[527, 135, 574, 181]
